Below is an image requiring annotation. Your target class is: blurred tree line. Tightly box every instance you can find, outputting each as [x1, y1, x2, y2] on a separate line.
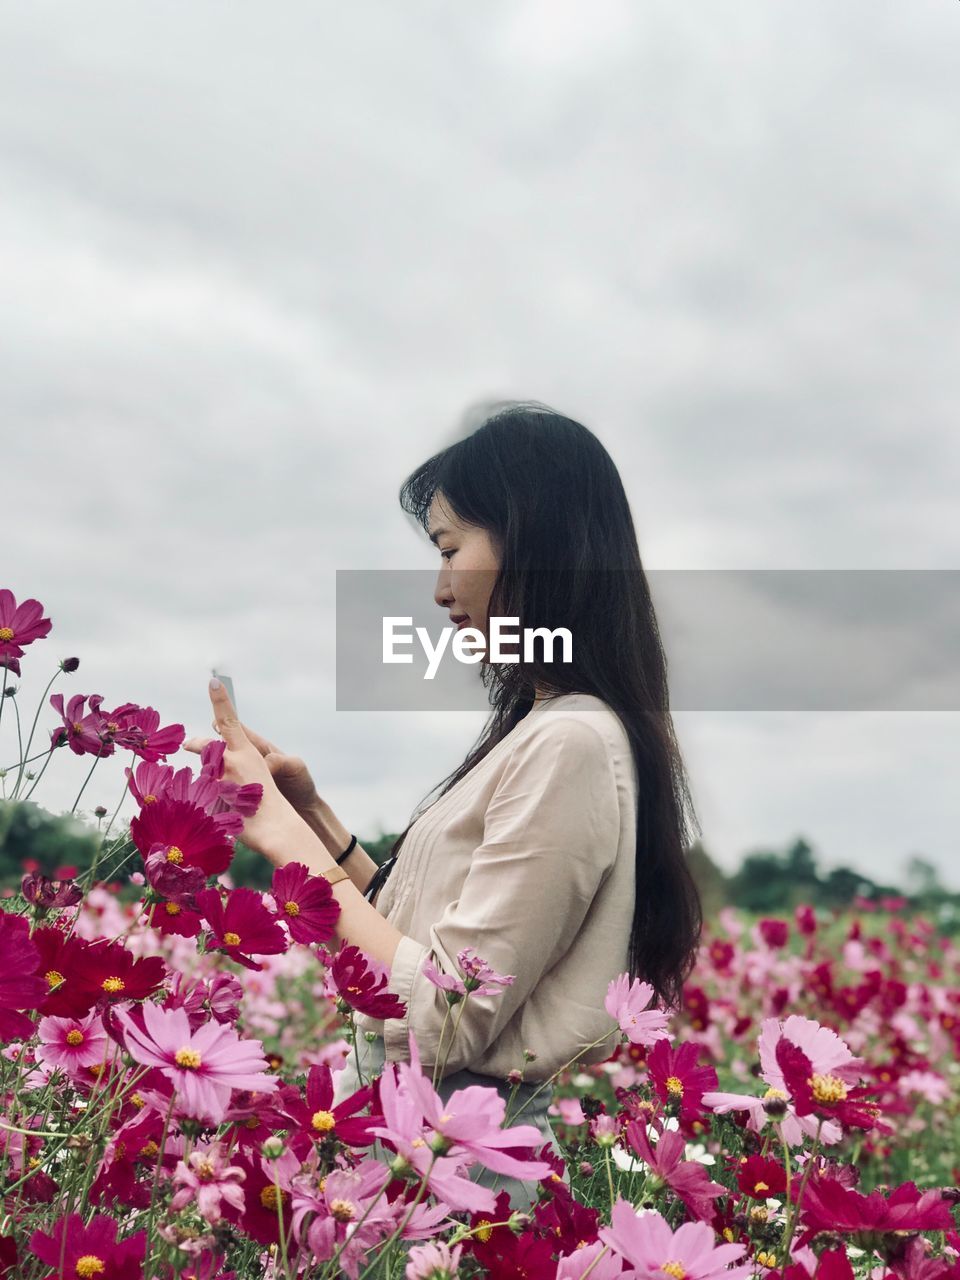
[2, 800, 958, 932]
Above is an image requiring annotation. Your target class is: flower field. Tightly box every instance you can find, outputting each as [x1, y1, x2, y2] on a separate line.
[0, 588, 958, 1279]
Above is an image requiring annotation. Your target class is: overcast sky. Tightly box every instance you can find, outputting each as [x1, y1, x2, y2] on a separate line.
[3, 0, 958, 888]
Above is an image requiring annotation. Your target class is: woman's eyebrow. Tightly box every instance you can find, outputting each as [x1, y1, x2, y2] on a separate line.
[428, 526, 451, 546]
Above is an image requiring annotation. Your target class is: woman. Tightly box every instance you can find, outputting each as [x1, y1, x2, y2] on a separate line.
[185, 401, 702, 1209]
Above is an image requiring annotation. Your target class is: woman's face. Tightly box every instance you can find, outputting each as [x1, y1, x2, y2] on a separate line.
[428, 493, 500, 641]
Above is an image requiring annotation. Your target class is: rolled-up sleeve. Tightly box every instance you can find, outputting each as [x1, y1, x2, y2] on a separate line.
[381, 715, 622, 1077]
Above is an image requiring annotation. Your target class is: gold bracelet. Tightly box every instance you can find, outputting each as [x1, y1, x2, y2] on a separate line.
[321, 865, 351, 887]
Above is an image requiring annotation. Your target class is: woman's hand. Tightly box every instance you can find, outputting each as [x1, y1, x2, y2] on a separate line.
[182, 680, 308, 862]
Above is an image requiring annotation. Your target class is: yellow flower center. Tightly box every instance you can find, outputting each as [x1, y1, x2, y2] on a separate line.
[223, 931, 241, 947]
[66, 1029, 85, 1046]
[475, 1220, 493, 1243]
[131, 1093, 145, 1108]
[311, 1110, 336, 1133]
[754, 1180, 769, 1193]
[175, 1047, 202, 1070]
[196, 1158, 216, 1180]
[45, 969, 65, 990]
[142, 794, 157, 804]
[75, 1257, 106, 1278]
[166, 846, 184, 864]
[810, 1073, 848, 1104]
[723, 1228, 735, 1243]
[72, 721, 84, 734]
[260, 1185, 288, 1211]
[330, 1198, 357, 1222]
[245, 1116, 260, 1129]
[665, 1075, 684, 1097]
[661, 1263, 686, 1279]
[140, 1140, 160, 1158]
[102, 977, 125, 993]
[164, 901, 181, 915]
[763, 1087, 788, 1100]
[0, 627, 14, 643]
[283, 900, 300, 916]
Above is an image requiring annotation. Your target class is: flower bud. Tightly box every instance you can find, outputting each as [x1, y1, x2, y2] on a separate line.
[60, 657, 80, 673]
[762, 1095, 788, 1119]
[94, 805, 108, 819]
[261, 1136, 284, 1160]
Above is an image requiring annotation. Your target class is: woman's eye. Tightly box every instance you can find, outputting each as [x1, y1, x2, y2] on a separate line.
[441, 549, 456, 561]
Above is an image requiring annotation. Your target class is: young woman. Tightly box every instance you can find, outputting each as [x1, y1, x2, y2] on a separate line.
[185, 401, 703, 1209]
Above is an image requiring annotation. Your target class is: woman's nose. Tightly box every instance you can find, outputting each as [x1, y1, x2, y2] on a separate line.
[434, 569, 453, 610]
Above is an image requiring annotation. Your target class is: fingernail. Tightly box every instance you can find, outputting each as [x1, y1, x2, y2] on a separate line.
[209, 677, 222, 690]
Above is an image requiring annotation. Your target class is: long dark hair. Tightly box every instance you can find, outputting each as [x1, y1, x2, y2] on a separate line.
[387, 399, 702, 1011]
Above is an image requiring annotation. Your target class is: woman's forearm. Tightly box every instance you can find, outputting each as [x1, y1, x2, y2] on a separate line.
[300, 798, 381, 895]
[261, 808, 405, 969]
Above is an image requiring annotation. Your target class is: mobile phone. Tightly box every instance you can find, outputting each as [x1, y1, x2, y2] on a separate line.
[211, 669, 237, 713]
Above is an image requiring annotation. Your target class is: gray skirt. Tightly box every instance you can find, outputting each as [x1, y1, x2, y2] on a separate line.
[332, 1031, 565, 1213]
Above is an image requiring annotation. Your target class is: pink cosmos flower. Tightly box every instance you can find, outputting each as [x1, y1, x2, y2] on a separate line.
[0, 588, 52, 676]
[196, 886, 288, 970]
[423, 958, 468, 1000]
[170, 1140, 247, 1224]
[623, 1121, 726, 1222]
[29, 1212, 146, 1280]
[115, 1002, 279, 1124]
[36, 1010, 108, 1075]
[291, 1156, 397, 1274]
[271, 862, 341, 945]
[605, 974, 673, 1046]
[406, 1241, 463, 1280]
[0, 913, 47, 1042]
[456, 948, 516, 996]
[383, 1034, 553, 1182]
[599, 1201, 753, 1280]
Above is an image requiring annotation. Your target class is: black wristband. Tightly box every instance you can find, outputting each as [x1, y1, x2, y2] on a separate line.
[335, 833, 358, 866]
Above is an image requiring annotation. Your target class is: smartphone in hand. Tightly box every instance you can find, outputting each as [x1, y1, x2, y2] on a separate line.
[212, 669, 237, 713]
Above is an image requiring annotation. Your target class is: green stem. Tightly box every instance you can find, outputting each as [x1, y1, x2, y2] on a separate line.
[13, 667, 63, 797]
[22, 745, 59, 801]
[505, 1030, 612, 1125]
[70, 754, 102, 814]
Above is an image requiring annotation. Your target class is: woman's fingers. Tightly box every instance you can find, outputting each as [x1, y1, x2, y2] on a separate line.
[209, 679, 247, 750]
[239, 722, 281, 758]
[182, 735, 213, 755]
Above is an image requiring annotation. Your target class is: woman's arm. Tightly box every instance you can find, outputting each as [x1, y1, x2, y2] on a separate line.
[299, 796, 381, 896]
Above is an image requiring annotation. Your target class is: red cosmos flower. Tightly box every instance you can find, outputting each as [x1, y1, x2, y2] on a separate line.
[278, 1063, 379, 1155]
[30, 926, 91, 1016]
[0, 589, 52, 676]
[783, 1249, 855, 1280]
[734, 1153, 788, 1199]
[775, 1038, 882, 1132]
[30, 1212, 146, 1280]
[270, 862, 341, 945]
[329, 942, 407, 1019]
[131, 797, 234, 877]
[647, 1037, 719, 1124]
[50, 693, 115, 756]
[0, 913, 46, 1041]
[149, 897, 205, 940]
[195, 887, 288, 971]
[758, 918, 789, 948]
[797, 1177, 954, 1251]
[73, 939, 167, 1012]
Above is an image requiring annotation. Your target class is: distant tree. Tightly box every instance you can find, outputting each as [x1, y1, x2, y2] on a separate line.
[686, 840, 727, 916]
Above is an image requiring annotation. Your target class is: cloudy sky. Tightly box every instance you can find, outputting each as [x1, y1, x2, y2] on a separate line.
[3, 1, 958, 887]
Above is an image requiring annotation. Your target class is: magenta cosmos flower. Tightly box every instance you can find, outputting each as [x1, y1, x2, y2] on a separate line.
[195, 886, 288, 970]
[330, 942, 407, 1019]
[50, 692, 114, 756]
[130, 796, 234, 876]
[599, 1201, 753, 1280]
[30, 1212, 146, 1280]
[605, 974, 673, 1046]
[0, 912, 47, 1042]
[647, 1038, 719, 1123]
[624, 1121, 726, 1223]
[36, 1010, 109, 1075]
[0, 588, 52, 676]
[271, 862, 341, 945]
[115, 1002, 279, 1123]
[108, 704, 185, 762]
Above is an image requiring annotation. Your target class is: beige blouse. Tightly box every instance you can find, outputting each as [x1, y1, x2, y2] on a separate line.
[353, 691, 639, 1082]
